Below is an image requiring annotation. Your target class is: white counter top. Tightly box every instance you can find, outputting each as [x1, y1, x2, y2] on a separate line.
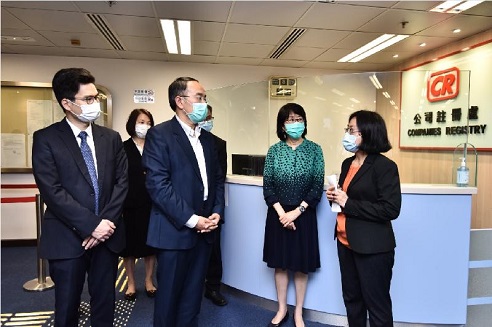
[225, 175, 477, 195]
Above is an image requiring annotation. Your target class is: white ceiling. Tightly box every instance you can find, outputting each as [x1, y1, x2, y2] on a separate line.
[2, 1, 492, 72]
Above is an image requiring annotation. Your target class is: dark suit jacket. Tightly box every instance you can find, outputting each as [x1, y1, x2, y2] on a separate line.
[123, 138, 151, 209]
[32, 119, 128, 259]
[337, 153, 401, 254]
[142, 117, 225, 250]
[212, 134, 227, 225]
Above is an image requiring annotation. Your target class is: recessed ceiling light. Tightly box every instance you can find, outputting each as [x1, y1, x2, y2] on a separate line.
[393, 54, 399, 58]
[453, 28, 461, 33]
[419, 43, 426, 47]
[2, 35, 35, 42]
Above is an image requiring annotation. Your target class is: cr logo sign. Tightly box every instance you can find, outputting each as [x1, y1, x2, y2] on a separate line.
[427, 67, 460, 102]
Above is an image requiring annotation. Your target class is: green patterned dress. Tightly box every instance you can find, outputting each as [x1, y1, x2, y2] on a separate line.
[263, 139, 325, 273]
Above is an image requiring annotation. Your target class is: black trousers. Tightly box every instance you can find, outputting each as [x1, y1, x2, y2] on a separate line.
[205, 224, 223, 291]
[49, 245, 118, 327]
[337, 240, 395, 327]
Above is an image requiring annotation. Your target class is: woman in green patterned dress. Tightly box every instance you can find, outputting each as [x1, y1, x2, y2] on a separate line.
[263, 103, 325, 327]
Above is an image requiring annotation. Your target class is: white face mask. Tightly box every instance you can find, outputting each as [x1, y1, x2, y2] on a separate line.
[135, 123, 150, 138]
[69, 101, 101, 123]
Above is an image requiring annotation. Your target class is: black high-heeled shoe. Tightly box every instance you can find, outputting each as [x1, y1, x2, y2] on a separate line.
[124, 292, 136, 301]
[267, 311, 288, 327]
[145, 288, 157, 298]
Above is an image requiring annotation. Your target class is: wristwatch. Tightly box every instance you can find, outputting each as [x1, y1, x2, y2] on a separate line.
[298, 205, 306, 213]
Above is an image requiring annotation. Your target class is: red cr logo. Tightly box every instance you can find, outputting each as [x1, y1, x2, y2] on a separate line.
[427, 67, 460, 102]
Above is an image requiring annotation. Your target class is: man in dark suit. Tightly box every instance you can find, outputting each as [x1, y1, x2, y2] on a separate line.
[200, 105, 228, 306]
[32, 68, 128, 327]
[142, 77, 225, 327]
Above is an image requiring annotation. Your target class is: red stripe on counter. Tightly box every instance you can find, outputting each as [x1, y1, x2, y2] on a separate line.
[1, 184, 38, 189]
[1, 196, 36, 203]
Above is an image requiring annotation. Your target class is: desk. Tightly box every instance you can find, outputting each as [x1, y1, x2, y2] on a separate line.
[222, 175, 477, 324]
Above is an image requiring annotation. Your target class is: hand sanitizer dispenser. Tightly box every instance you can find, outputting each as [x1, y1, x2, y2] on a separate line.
[456, 157, 469, 187]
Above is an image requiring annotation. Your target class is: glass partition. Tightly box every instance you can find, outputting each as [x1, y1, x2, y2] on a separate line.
[208, 70, 475, 185]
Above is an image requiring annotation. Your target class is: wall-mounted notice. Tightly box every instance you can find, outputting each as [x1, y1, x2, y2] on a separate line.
[134, 89, 155, 103]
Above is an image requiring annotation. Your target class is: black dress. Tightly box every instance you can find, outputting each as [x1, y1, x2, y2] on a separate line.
[120, 138, 155, 258]
[263, 140, 325, 274]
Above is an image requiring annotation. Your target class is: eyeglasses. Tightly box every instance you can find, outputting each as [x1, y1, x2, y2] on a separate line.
[180, 94, 207, 103]
[73, 93, 105, 105]
[285, 118, 304, 124]
[344, 127, 360, 134]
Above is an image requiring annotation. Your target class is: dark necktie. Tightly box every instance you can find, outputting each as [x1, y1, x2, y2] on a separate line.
[78, 131, 99, 215]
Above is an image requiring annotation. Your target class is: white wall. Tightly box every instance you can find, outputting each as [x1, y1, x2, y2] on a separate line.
[1, 54, 340, 136]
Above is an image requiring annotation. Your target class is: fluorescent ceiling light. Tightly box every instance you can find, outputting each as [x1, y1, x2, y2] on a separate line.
[338, 34, 409, 63]
[338, 34, 394, 63]
[430, 1, 484, 13]
[430, 0, 462, 12]
[161, 19, 178, 54]
[349, 34, 409, 62]
[160, 19, 191, 55]
[177, 20, 191, 55]
[382, 92, 391, 98]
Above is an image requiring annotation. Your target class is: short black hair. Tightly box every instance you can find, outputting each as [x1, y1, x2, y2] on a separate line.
[168, 77, 198, 111]
[349, 110, 391, 153]
[126, 108, 154, 137]
[276, 103, 307, 141]
[52, 68, 95, 112]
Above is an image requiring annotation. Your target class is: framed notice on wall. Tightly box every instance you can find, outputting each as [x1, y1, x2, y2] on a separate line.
[400, 41, 491, 151]
[1, 81, 113, 172]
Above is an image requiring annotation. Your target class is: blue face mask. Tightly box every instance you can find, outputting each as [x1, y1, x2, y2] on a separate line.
[342, 132, 359, 153]
[199, 119, 213, 132]
[183, 101, 208, 124]
[285, 122, 305, 139]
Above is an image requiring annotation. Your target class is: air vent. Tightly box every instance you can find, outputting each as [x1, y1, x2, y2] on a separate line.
[86, 13, 125, 51]
[269, 28, 306, 59]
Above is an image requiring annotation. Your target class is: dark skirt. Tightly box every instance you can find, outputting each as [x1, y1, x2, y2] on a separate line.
[263, 204, 320, 274]
[119, 205, 156, 258]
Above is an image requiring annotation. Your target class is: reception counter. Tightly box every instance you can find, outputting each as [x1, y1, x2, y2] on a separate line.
[222, 175, 477, 325]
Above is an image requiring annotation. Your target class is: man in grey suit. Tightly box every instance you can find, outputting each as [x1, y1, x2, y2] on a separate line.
[32, 68, 128, 327]
[142, 77, 225, 327]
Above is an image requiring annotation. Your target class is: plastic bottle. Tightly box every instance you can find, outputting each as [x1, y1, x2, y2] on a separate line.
[456, 157, 469, 187]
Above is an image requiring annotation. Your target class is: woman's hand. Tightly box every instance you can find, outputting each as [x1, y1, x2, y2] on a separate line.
[326, 186, 348, 208]
[279, 209, 300, 228]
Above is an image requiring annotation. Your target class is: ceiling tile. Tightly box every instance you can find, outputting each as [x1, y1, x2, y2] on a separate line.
[224, 24, 290, 45]
[219, 43, 274, 58]
[314, 48, 357, 62]
[154, 1, 232, 22]
[230, 1, 312, 26]
[6, 8, 95, 33]
[168, 54, 217, 64]
[194, 41, 220, 56]
[74, 1, 155, 17]
[194, 22, 226, 42]
[295, 29, 351, 48]
[117, 50, 168, 61]
[297, 3, 386, 30]
[417, 14, 492, 38]
[2, 1, 78, 11]
[104, 15, 160, 37]
[281, 46, 326, 61]
[358, 9, 451, 34]
[260, 59, 309, 68]
[1, 8, 31, 29]
[215, 57, 264, 66]
[118, 36, 166, 52]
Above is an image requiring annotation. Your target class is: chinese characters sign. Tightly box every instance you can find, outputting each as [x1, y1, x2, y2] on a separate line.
[134, 89, 155, 103]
